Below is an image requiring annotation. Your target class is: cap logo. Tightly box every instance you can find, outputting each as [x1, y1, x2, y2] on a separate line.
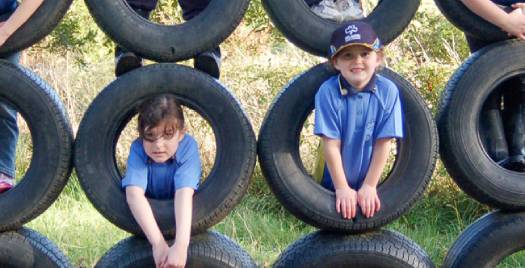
[344, 24, 361, 42]
[345, 25, 358, 35]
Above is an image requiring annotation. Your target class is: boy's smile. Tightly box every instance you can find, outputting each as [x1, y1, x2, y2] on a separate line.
[332, 45, 382, 90]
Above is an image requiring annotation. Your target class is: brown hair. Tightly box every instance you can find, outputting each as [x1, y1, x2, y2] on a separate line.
[137, 94, 185, 140]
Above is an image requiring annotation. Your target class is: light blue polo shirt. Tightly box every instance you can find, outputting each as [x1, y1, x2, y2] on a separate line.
[314, 74, 403, 191]
[122, 134, 201, 199]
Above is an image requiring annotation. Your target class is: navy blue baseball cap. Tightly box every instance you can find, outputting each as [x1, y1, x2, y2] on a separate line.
[329, 21, 382, 60]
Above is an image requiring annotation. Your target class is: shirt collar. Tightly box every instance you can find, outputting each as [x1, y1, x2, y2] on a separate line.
[338, 74, 378, 96]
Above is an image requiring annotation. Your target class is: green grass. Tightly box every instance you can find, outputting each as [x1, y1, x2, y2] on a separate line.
[7, 0, 525, 267]
[23, 165, 525, 267]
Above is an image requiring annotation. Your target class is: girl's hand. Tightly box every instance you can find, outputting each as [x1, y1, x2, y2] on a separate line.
[502, 7, 525, 40]
[335, 186, 358, 219]
[152, 240, 170, 268]
[357, 184, 381, 218]
[164, 242, 188, 268]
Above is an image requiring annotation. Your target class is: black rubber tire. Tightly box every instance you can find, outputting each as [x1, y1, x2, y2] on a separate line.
[442, 211, 525, 268]
[258, 63, 437, 232]
[84, 0, 250, 62]
[262, 0, 420, 57]
[0, 227, 73, 268]
[0, 0, 72, 57]
[95, 231, 257, 268]
[437, 40, 525, 210]
[434, 0, 507, 42]
[274, 229, 434, 268]
[74, 63, 256, 236]
[0, 60, 73, 231]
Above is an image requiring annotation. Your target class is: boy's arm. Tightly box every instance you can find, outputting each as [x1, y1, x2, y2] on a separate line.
[461, 0, 525, 39]
[322, 136, 358, 219]
[126, 186, 169, 267]
[166, 187, 194, 268]
[358, 138, 392, 218]
[0, 0, 44, 46]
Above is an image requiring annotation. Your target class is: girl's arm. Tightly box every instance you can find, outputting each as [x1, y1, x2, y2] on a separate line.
[126, 186, 169, 268]
[358, 138, 392, 218]
[322, 137, 358, 219]
[0, 0, 44, 46]
[166, 187, 194, 268]
[461, 0, 525, 39]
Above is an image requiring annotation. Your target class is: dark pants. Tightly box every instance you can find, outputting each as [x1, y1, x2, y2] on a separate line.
[465, 34, 490, 53]
[126, 0, 210, 20]
[305, 0, 322, 6]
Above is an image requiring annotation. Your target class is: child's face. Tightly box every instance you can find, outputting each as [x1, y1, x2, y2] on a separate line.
[333, 45, 382, 90]
[142, 120, 184, 163]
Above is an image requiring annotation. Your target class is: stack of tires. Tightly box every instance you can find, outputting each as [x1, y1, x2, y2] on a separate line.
[258, 1, 437, 267]
[0, 1, 74, 267]
[435, 1, 525, 266]
[73, 1, 258, 267]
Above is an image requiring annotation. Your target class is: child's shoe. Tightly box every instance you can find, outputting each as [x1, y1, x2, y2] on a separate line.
[115, 51, 143, 77]
[114, 7, 151, 77]
[310, 0, 364, 23]
[194, 47, 221, 79]
[0, 173, 14, 193]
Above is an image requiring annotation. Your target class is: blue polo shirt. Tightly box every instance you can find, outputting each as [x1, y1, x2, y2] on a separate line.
[314, 74, 403, 191]
[122, 134, 201, 199]
[0, 0, 16, 16]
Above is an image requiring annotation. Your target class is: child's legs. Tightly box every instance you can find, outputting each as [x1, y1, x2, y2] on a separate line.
[178, 0, 210, 21]
[0, 53, 20, 178]
[115, 1, 155, 57]
[464, 34, 492, 53]
[126, 0, 158, 12]
[305, 0, 323, 6]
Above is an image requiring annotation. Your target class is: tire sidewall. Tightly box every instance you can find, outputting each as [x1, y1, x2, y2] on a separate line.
[434, 0, 507, 42]
[75, 64, 256, 236]
[439, 40, 525, 208]
[0, 0, 72, 56]
[258, 63, 437, 232]
[84, 0, 249, 62]
[0, 61, 73, 231]
[262, 0, 420, 57]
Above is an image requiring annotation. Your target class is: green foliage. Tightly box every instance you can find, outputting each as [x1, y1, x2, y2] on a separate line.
[34, 1, 111, 62]
[387, 10, 470, 115]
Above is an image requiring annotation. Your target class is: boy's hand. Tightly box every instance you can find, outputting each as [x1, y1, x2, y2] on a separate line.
[152, 240, 170, 268]
[164, 242, 188, 268]
[335, 186, 358, 219]
[357, 184, 381, 218]
[502, 7, 525, 40]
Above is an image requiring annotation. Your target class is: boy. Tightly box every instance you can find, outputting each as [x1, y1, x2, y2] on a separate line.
[314, 21, 403, 219]
[0, 0, 44, 193]
[122, 94, 201, 267]
[115, 0, 221, 79]
[461, 0, 525, 171]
